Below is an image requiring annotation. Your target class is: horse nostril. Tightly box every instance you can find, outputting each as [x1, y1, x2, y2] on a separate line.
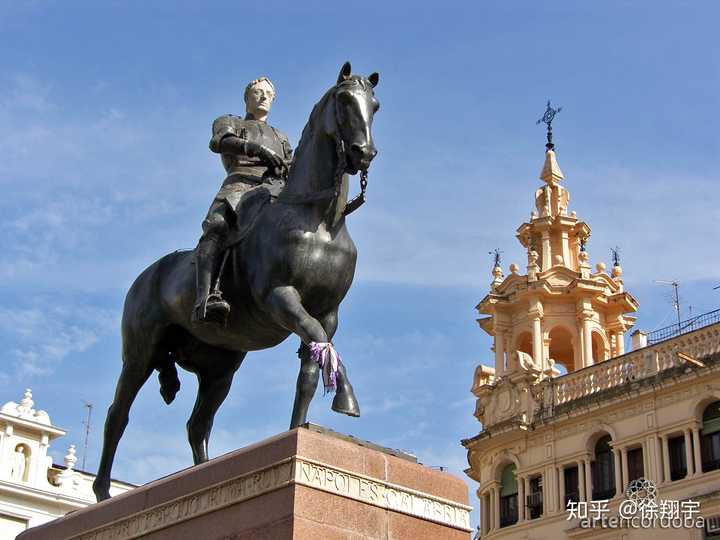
[350, 143, 365, 155]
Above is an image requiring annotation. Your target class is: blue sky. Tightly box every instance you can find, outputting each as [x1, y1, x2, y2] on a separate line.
[1, 0, 718, 529]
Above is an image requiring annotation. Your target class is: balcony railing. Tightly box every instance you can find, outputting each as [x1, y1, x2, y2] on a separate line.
[647, 308, 720, 345]
[542, 321, 720, 410]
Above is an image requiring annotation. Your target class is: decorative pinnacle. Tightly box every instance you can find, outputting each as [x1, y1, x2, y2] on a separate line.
[536, 100, 562, 150]
[611, 246, 621, 267]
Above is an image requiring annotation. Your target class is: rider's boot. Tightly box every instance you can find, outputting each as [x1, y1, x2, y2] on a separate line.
[331, 363, 361, 417]
[192, 235, 230, 325]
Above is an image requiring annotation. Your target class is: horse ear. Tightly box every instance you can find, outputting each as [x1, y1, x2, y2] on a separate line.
[368, 72, 379, 88]
[337, 62, 352, 84]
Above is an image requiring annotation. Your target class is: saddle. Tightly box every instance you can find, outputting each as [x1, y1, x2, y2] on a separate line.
[221, 178, 285, 251]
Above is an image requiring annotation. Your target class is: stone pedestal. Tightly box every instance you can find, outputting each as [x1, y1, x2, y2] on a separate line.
[19, 425, 472, 540]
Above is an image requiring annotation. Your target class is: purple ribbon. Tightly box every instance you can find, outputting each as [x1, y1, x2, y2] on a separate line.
[309, 342, 342, 394]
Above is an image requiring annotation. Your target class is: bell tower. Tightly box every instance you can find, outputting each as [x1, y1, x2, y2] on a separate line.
[476, 103, 638, 384]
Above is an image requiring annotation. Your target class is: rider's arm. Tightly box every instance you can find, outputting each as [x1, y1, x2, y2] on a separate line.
[209, 115, 240, 154]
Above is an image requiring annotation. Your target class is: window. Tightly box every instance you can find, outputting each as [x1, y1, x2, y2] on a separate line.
[627, 447, 645, 483]
[592, 435, 616, 500]
[668, 435, 687, 481]
[702, 401, 720, 473]
[563, 466, 579, 508]
[499, 464, 518, 528]
[526, 476, 543, 519]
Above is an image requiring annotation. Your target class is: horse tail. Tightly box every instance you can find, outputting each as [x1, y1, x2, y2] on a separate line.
[157, 355, 181, 404]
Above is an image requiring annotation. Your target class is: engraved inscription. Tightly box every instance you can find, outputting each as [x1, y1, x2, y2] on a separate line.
[295, 458, 472, 531]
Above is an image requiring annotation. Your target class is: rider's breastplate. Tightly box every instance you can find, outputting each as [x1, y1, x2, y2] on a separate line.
[218, 117, 289, 184]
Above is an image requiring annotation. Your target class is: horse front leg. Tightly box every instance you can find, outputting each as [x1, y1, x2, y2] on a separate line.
[266, 286, 327, 429]
[316, 310, 360, 418]
[266, 287, 360, 427]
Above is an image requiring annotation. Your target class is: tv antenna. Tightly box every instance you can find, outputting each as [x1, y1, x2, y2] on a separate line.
[655, 280, 681, 329]
[81, 401, 93, 471]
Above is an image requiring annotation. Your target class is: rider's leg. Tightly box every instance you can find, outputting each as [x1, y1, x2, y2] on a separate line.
[193, 202, 231, 324]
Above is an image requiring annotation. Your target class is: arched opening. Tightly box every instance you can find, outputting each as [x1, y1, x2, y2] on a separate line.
[591, 331, 608, 362]
[515, 332, 532, 356]
[11, 444, 31, 482]
[548, 326, 574, 372]
[701, 400, 720, 473]
[591, 435, 616, 500]
[499, 464, 518, 527]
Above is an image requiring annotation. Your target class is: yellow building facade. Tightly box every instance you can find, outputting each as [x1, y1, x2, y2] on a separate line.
[463, 145, 720, 539]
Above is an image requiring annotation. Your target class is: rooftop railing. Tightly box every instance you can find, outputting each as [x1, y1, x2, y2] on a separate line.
[647, 308, 720, 345]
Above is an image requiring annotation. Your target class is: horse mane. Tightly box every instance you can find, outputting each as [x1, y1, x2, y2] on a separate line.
[291, 87, 335, 172]
[290, 76, 369, 177]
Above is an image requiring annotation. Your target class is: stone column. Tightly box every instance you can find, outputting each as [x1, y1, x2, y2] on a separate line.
[642, 441, 649, 479]
[584, 458, 593, 501]
[613, 449, 622, 497]
[578, 461, 586, 502]
[541, 470, 549, 514]
[517, 475, 525, 521]
[495, 330, 506, 376]
[684, 429, 694, 477]
[561, 230, 570, 267]
[532, 316, 543, 372]
[480, 492, 489, 535]
[692, 427, 702, 475]
[582, 316, 594, 368]
[541, 230, 551, 271]
[557, 466, 565, 511]
[661, 435, 671, 483]
[654, 436, 663, 482]
[616, 330, 625, 355]
[493, 485, 501, 530]
[621, 447, 629, 487]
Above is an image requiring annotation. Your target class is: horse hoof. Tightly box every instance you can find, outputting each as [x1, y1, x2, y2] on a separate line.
[332, 391, 361, 417]
[93, 483, 111, 502]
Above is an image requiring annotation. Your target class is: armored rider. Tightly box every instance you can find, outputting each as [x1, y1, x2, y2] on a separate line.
[194, 76, 293, 324]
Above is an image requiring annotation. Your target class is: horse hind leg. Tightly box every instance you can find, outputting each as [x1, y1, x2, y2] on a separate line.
[186, 350, 245, 465]
[93, 351, 154, 501]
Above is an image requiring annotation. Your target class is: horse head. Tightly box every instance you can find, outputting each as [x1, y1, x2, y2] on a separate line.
[327, 61, 380, 174]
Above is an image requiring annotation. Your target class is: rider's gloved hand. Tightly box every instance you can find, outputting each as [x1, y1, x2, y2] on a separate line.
[245, 141, 288, 178]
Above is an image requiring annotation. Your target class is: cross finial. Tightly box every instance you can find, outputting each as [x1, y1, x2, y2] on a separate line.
[536, 100, 562, 150]
[489, 248, 503, 268]
[611, 246, 621, 267]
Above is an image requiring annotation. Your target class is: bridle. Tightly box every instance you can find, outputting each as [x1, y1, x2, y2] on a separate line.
[278, 80, 371, 219]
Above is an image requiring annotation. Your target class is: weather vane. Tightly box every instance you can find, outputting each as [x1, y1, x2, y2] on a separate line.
[611, 246, 621, 267]
[536, 100, 562, 150]
[489, 248, 503, 268]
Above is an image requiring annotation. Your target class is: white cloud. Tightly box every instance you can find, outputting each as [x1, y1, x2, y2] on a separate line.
[0, 302, 117, 379]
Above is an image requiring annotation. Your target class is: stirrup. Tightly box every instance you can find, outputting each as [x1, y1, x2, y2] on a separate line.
[193, 292, 230, 325]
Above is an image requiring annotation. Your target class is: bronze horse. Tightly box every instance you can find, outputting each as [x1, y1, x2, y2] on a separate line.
[93, 62, 379, 501]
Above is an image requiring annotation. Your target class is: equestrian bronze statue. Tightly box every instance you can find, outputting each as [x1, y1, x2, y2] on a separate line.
[93, 62, 380, 501]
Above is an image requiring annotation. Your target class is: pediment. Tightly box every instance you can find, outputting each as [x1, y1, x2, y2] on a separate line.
[536, 266, 579, 290]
